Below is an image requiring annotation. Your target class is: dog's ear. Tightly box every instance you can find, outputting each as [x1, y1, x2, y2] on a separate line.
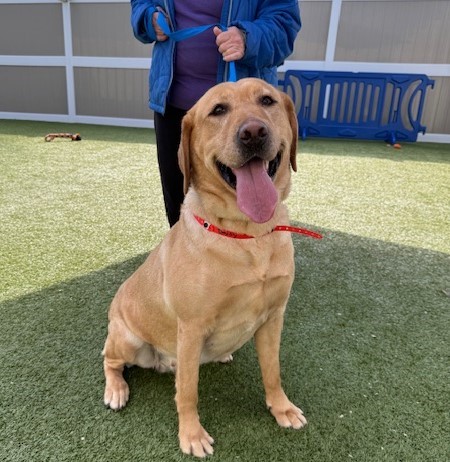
[281, 91, 298, 172]
[178, 113, 193, 194]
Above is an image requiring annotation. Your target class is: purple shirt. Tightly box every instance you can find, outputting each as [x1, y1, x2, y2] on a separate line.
[169, 0, 223, 110]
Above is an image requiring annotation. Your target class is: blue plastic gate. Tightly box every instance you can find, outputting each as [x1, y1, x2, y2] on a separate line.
[280, 70, 434, 143]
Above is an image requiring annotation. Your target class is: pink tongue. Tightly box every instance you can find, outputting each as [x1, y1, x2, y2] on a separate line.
[232, 158, 278, 223]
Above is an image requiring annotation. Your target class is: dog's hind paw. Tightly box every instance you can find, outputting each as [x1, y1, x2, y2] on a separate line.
[155, 357, 177, 373]
[217, 354, 233, 364]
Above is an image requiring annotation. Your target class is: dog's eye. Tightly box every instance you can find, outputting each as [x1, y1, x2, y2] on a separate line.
[260, 95, 276, 107]
[210, 104, 228, 116]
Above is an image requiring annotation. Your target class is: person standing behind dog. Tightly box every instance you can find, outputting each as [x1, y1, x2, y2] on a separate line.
[130, 0, 301, 227]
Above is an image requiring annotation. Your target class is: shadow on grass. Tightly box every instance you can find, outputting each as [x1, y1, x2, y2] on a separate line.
[1, 230, 449, 462]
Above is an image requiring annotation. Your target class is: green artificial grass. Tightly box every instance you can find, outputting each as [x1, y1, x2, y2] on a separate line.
[1, 120, 449, 462]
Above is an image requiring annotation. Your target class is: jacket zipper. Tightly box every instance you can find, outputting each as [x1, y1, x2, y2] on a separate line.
[164, 0, 175, 114]
[223, 0, 234, 82]
[227, 0, 233, 26]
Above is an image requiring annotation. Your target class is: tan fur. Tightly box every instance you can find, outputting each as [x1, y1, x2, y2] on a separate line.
[102, 78, 306, 458]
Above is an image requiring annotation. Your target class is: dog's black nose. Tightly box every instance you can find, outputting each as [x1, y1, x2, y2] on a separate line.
[238, 119, 268, 149]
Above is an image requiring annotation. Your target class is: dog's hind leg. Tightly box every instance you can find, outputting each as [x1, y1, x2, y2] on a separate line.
[102, 319, 151, 410]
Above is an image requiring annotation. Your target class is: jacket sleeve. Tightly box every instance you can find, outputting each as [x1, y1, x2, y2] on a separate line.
[231, 0, 301, 69]
[130, 0, 158, 43]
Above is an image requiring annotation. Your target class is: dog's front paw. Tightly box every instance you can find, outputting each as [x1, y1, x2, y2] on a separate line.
[104, 376, 129, 410]
[268, 398, 307, 430]
[179, 423, 215, 458]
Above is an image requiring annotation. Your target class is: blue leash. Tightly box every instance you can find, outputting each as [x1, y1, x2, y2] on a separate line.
[156, 13, 237, 83]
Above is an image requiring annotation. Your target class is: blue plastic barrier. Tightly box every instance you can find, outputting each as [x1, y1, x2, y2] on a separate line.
[280, 70, 434, 143]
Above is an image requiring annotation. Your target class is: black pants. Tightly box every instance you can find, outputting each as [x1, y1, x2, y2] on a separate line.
[154, 105, 187, 227]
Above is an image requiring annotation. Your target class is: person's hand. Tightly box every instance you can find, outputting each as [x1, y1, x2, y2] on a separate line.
[152, 12, 168, 42]
[213, 26, 245, 62]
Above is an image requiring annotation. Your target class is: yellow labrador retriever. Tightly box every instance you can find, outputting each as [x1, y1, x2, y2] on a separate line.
[103, 78, 307, 457]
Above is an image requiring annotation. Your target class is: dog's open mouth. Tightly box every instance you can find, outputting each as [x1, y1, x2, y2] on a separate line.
[216, 151, 282, 190]
[215, 151, 282, 223]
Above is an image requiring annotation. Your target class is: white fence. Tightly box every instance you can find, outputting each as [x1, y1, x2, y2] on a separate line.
[0, 0, 449, 142]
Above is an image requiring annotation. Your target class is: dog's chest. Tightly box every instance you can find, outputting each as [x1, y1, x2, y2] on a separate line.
[199, 245, 294, 363]
[203, 308, 268, 359]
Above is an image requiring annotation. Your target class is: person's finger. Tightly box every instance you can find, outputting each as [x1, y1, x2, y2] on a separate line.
[222, 49, 244, 62]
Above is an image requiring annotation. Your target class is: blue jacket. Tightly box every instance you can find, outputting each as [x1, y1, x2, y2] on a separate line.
[130, 0, 301, 114]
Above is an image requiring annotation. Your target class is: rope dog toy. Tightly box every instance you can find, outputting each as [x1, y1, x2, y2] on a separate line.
[45, 133, 82, 142]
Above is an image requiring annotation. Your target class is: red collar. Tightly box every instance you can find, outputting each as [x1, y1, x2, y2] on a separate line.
[193, 215, 323, 240]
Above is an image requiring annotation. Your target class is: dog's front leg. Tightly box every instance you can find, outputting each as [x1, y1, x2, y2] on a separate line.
[176, 320, 214, 458]
[254, 311, 307, 429]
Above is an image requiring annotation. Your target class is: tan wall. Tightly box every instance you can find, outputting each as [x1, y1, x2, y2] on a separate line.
[74, 68, 150, 119]
[0, 4, 64, 55]
[291, 1, 331, 61]
[71, 3, 150, 58]
[0, 0, 448, 135]
[335, 1, 450, 64]
[423, 77, 450, 134]
[0, 66, 67, 114]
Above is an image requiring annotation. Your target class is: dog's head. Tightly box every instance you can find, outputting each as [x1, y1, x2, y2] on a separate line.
[178, 78, 298, 224]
